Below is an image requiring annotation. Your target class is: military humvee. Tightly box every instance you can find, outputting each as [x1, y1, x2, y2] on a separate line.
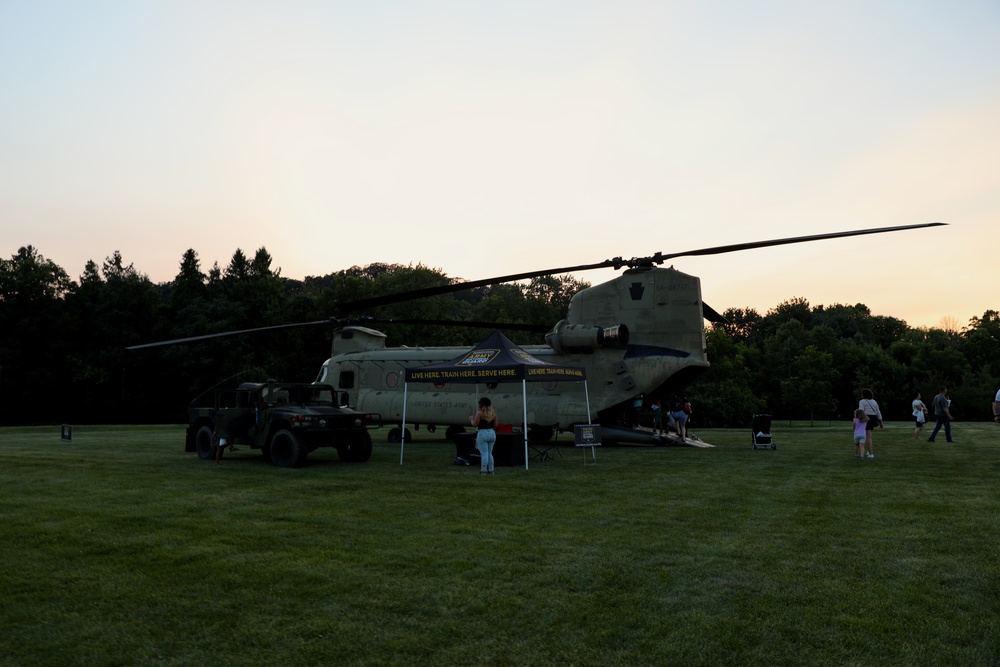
[186, 381, 381, 467]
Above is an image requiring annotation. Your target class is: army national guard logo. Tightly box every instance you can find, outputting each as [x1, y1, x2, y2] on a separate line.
[456, 349, 499, 366]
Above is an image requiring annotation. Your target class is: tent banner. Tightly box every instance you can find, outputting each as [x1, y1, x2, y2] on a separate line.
[403, 330, 587, 383]
[527, 366, 585, 378]
[406, 365, 585, 382]
[407, 367, 517, 382]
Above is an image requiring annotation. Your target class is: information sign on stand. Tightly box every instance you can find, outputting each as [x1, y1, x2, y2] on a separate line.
[574, 424, 601, 465]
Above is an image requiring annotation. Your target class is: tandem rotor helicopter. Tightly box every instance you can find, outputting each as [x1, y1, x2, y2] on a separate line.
[131, 223, 945, 446]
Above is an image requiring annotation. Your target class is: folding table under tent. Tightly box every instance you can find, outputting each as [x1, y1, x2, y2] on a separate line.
[399, 329, 590, 470]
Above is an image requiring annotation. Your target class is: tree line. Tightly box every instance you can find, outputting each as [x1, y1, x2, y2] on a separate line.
[1, 245, 997, 427]
[0, 245, 586, 425]
[690, 300, 1000, 427]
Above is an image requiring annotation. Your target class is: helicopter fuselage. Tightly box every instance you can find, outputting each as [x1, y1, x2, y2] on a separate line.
[317, 265, 710, 434]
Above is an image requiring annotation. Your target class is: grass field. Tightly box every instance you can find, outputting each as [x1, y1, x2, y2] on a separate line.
[2, 420, 999, 666]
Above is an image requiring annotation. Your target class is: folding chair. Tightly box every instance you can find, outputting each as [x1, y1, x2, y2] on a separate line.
[529, 425, 561, 462]
[751, 413, 776, 450]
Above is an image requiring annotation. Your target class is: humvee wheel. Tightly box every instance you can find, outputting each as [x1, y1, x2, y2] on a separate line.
[195, 425, 215, 460]
[270, 429, 306, 468]
[337, 430, 373, 463]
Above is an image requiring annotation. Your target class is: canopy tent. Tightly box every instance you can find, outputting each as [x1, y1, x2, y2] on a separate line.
[400, 329, 590, 469]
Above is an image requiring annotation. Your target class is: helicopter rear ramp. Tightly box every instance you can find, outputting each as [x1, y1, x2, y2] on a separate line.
[598, 425, 714, 448]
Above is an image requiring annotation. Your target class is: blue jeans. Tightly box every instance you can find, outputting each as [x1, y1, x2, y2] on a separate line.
[477, 429, 496, 472]
[928, 416, 952, 442]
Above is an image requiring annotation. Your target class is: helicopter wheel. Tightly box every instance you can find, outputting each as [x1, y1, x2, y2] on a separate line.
[194, 425, 215, 460]
[269, 429, 307, 468]
[388, 427, 411, 443]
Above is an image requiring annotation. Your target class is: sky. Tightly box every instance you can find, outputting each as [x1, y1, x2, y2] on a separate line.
[2, 1, 998, 330]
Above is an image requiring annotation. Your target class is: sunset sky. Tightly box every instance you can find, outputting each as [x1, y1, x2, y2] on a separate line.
[2, 1, 997, 329]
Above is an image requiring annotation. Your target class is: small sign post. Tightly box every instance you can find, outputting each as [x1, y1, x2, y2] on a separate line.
[61, 425, 73, 442]
[574, 424, 601, 466]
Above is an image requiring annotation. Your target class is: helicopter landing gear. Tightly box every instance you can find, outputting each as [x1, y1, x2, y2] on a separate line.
[388, 427, 411, 443]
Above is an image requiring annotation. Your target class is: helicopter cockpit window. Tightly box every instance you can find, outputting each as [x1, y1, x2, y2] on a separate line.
[339, 371, 355, 390]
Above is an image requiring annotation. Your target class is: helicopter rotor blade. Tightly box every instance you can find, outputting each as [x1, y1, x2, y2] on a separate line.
[335, 259, 624, 312]
[656, 222, 947, 262]
[126, 317, 549, 350]
[126, 222, 944, 350]
[335, 222, 947, 310]
[125, 319, 338, 350]
[377, 318, 551, 333]
[702, 302, 727, 324]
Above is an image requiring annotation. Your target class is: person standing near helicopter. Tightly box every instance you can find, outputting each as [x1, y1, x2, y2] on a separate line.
[670, 396, 691, 441]
[631, 393, 644, 428]
[470, 397, 498, 475]
[651, 399, 664, 435]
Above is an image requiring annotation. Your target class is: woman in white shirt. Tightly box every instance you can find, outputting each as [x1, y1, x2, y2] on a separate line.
[912, 391, 928, 441]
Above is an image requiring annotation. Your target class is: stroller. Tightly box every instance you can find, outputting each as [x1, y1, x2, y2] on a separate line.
[751, 413, 776, 450]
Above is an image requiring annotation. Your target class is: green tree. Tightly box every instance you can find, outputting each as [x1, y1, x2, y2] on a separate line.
[717, 307, 762, 343]
[0, 247, 75, 423]
[961, 310, 1000, 373]
[688, 328, 762, 426]
[59, 251, 167, 423]
[170, 248, 207, 310]
[780, 345, 837, 424]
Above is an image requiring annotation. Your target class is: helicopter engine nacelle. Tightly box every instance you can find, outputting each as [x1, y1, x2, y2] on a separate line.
[544, 321, 629, 354]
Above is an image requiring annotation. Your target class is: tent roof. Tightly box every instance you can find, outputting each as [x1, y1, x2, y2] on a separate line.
[404, 329, 586, 384]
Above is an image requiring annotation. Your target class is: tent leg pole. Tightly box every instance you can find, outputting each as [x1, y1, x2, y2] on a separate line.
[400, 383, 408, 465]
[585, 381, 595, 459]
[523, 379, 529, 471]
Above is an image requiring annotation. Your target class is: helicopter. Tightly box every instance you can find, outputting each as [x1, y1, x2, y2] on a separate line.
[130, 223, 945, 446]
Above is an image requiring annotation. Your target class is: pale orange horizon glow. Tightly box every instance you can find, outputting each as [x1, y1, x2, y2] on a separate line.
[1, 2, 997, 331]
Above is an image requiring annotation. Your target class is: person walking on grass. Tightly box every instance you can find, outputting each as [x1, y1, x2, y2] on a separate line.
[912, 391, 929, 441]
[858, 388, 882, 459]
[852, 409, 868, 459]
[927, 386, 955, 443]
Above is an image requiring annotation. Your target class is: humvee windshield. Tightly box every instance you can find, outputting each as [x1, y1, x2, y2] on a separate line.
[263, 385, 336, 407]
